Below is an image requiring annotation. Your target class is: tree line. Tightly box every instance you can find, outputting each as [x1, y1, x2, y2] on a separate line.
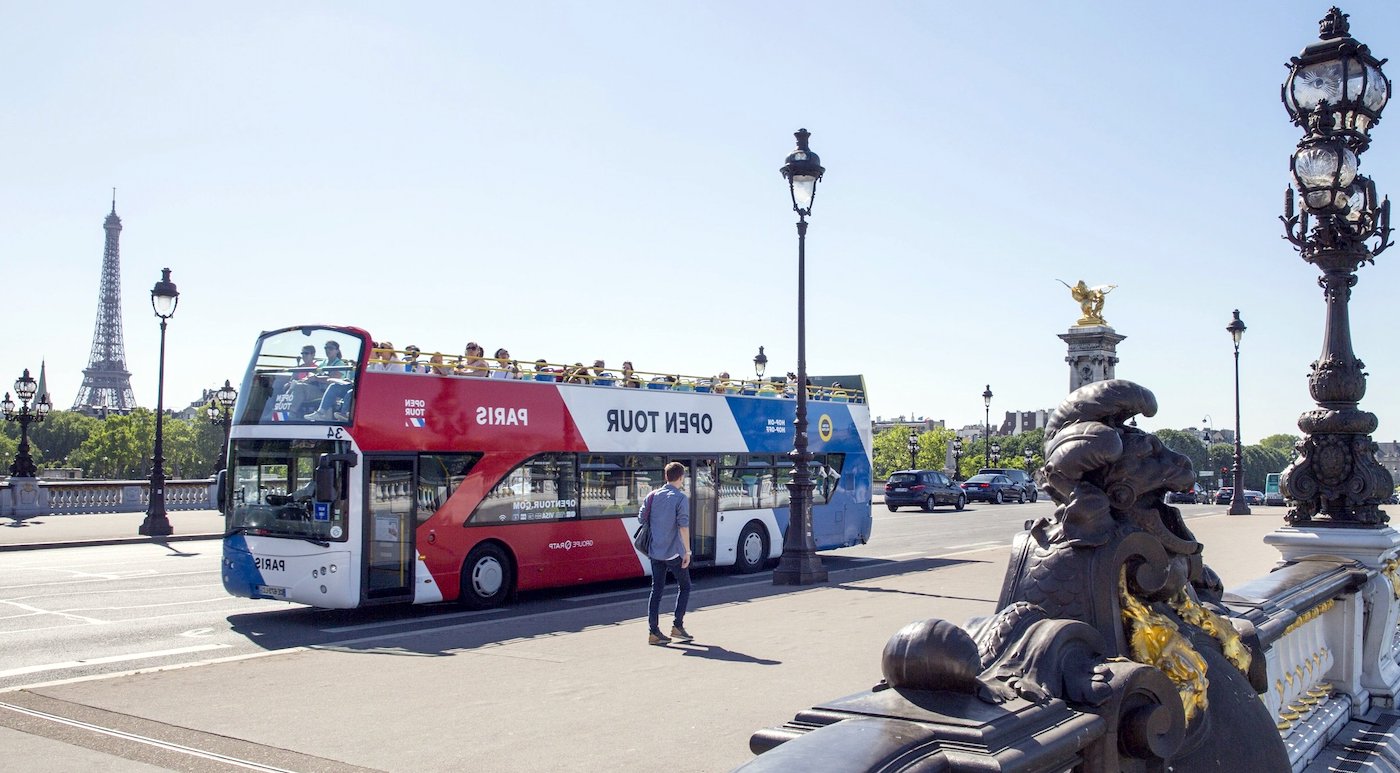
[0, 409, 226, 480]
[873, 425, 1299, 492]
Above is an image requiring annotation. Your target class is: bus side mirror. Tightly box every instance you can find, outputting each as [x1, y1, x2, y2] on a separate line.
[315, 452, 358, 502]
[215, 469, 228, 514]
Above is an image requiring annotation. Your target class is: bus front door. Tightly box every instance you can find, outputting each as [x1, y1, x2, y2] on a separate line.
[364, 458, 416, 602]
[691, 457, 718, 563]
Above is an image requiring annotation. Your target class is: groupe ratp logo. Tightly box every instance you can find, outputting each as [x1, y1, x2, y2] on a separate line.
[548, 539, 595, 551]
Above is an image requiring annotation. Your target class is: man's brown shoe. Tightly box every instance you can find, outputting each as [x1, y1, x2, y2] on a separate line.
[670, 625, 693, 642]
[648, 630, 671, 645]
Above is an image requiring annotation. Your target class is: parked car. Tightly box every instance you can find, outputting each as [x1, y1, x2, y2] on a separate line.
[977, 468, 1038, 503]
[1165, 489, 1198, 504]
[1214, 489, 1233, 505]
[1245, 490, 1265, 506]
[884, 470, 965, 512]
[960, 473, 1025, 504]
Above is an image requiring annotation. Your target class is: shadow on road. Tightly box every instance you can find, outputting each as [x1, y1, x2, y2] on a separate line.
[225, 555, 981, 659]
[669, 642, 782, 665]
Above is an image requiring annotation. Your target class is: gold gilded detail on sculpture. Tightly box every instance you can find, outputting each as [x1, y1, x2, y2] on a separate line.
[1382, 556, 1400, 599]
[1120, 570, 1209, 722]
[1058, 279, 1117, 327]
[1169, 590, 1251, 675]
[1283, 599, 1336, 635]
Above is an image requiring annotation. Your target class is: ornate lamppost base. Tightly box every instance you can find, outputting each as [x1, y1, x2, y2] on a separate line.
[772, 553, 828, 585]
[139, 513, 173, 537]
[1282, 407, 1393, 526]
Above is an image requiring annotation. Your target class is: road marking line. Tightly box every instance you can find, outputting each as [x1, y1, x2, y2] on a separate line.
[0, 598, 105, 625]
[0, 644, 230, 679]
[942, 541, 998, 551]
[0, 701, 298, 772]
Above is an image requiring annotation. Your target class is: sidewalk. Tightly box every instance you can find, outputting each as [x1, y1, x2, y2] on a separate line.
[0, 512, 1294, 772]
[0, 509, 224, 551]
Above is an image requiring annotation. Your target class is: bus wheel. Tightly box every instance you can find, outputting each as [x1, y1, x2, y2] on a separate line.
[734, 523, 767, 574]
[460, 543, 513, 609]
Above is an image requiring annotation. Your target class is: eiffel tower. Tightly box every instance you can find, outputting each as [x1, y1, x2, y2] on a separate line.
[73, 193, 138, 416]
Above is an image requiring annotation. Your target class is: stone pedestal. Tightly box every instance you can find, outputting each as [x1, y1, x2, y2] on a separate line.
[1266, 526, 1400, 708]
[1058, 325, 1126, 393]
[4, 477, 46, 519]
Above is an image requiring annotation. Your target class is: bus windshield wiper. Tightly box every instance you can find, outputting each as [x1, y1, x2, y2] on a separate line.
[224, 525, 252, 539]
[295, 535, 331, 547]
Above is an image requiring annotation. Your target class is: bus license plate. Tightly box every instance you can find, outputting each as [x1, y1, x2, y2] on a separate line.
[257, 585, 287, 599]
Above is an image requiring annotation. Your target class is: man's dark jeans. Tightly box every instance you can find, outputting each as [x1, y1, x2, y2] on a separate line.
[648, 556, 691, 633]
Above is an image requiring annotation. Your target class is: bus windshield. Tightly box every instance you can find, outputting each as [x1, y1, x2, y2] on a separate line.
[227, 438, 350, 542]
[237, 327, 366, 425]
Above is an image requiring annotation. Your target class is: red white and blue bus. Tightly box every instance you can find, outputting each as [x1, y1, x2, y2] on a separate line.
[219, 325, 873, 609]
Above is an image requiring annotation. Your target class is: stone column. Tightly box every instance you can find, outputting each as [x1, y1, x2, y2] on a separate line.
[1058, 325, 1126, 393]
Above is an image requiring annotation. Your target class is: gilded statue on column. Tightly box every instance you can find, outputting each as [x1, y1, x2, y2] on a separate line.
[1058, 279, 1117, 327]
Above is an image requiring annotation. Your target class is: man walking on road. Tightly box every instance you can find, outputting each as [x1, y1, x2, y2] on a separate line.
[642, 461, 693, 645]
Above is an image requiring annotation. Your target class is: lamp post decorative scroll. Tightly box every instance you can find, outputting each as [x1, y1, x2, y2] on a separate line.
[907, 430, 920, 471]
[207, 379, 238, 472]
[773, 129, 828, 585]
[139, 268, 179, 538]
[2, 369, 52, 478]
[1278, 8, 1395, 526]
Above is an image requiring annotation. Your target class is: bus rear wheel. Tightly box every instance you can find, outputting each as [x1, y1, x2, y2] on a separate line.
[459, 543, 513, 609]
[734, 522, 767, 574]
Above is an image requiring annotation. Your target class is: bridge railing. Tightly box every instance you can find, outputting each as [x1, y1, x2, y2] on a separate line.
[0, 477, 218, 518]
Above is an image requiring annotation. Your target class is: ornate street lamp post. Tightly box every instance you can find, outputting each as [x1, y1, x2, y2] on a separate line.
[1023, 446, 1035, 475]
[951, 436, 963, 480]
[774, 129, 827, 585]
[1227, 311, 1251, 515]
[140, 268, 179, 538]
[1279, 8, 1394, 526]
[753, 346, 768, 381]
[990, 442, 1002, 467]
[207, 379, 238, 472]
[982, 385, 993, 469]
[907, 430, 920, 471]
[2, 369, 51, 478]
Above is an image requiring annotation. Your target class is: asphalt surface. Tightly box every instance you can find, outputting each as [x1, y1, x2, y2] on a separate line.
[0, 506, 1315, 772]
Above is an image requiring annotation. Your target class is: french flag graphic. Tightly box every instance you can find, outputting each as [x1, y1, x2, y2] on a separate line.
[272, 411, 290, 422]
[406, 417, 426, 428]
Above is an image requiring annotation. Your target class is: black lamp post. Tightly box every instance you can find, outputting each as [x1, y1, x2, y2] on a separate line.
[990, 442, 1002, 467]
[774, 128, 828, 586]
[207, 379, 238, 472]
[2, 369, 51, 478]
[754, 346, 768, 382]
[1279, 8, 1394, 526]
[1023, 446, 1034, 475]
[140, 268, 179, 538]
[951, 436, 963, 480]
[982, 385, 993, 469]
[907, 430, 920, 471]
[1226, 310, 1251, 515]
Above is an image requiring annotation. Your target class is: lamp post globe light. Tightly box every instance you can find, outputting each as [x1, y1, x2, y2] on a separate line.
[753, 346, 768, 380]
[982, 385, 993, 469]
[1226, 310, 1251, 515]
[2, 369, 52, 478]
[207, 379, 238, 472]
[907, 429, 920, 471]
[951, 436, 964, 480]
[773, 128, 828, 586]
[1279, 8, 1395, 526]
[140, 268, 179, 538]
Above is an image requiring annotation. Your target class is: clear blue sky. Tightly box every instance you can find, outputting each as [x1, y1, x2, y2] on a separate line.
[4, 2, 1399, 444]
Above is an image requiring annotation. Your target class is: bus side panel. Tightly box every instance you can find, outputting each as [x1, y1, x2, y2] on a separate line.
[427, 519, 648, 598]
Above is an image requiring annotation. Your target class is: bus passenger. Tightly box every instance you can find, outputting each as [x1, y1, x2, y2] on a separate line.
[713, 371, 733, 394]
[402, 345, 427, 373]
[491, 348, 522, 379]
[368, 342, 398, 371]
[429, 352, 451, 375]
[301, 341, 353, 420]
[532, 359, 557, 382]
[620, 361, 642, 388]
[456, 343, 490, 377]
[642, 461, 693, 645]
[564, 363, 589, 384]
[590, 359, 614, 386]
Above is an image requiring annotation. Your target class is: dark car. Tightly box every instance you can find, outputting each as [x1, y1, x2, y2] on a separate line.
[1214, 489, 1233, 505]
[960, 473, 1024, 504]
[1165, 489, 1198, 504]
[884, 470, 965, 512]
[1245, 490, 1265, 506]
[978, 468, 1038, 503]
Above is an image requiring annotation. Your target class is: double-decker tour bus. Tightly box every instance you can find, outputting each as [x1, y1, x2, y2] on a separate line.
[219, 325, 873, 609]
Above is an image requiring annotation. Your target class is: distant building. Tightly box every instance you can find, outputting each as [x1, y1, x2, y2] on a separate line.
[873, 416, 945, 434]
[1377, 441, 1400, 486]
[999, 410, 1050, 436]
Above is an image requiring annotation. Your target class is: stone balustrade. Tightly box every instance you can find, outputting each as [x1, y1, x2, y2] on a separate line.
[0, 477, 218, 519]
